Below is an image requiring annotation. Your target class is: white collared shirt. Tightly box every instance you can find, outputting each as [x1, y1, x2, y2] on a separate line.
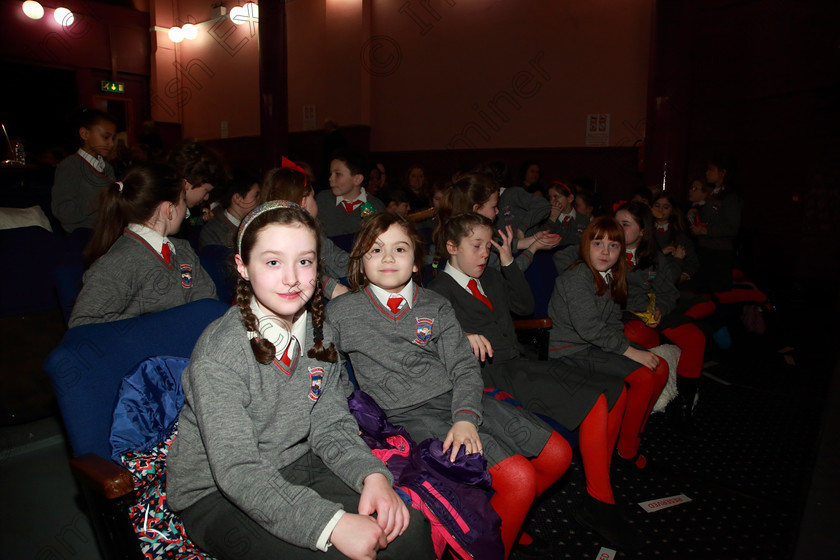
[369, 280, 415, 311]
[626, 247, 637, 265]
[335, 187, 370, 206]
[249, 299, 308, 360]
[224, 209, 242, 228]
[126, 223, 174, 260]
[558, 209, 577, 223]
[441, 263, 488, 297]
[77, 148, 105, 173]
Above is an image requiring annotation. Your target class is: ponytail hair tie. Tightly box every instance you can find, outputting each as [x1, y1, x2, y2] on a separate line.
[247, 330, 259, 340]
[313, 326, 323, 340]
[116, 181, 124, 193]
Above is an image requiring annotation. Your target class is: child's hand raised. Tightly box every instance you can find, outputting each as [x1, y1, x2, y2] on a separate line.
[443, 420, 483, 463]
[490, 225, 515, 267]
[466, 333, 494, 362]
[533, 230, 562, 251]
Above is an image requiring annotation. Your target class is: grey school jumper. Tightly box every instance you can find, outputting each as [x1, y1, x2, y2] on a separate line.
[497, 186, 550, 235]
[430, 265, 623, 429]
[328, 286, 551, 465]
[168, 307, 393, 551]
[315, 190, 386, 237]
[547, 263, 630, 358]
[51, 152, 116, 232]
[69, 231, 217, 327]
[625, 252, 679, 318]
[198, 211, 237, 249]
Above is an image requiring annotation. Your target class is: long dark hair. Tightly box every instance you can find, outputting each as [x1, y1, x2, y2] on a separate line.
[84, 162, 182, 265]
[651, 191, 688, 244]
[615, 201, 657, 271]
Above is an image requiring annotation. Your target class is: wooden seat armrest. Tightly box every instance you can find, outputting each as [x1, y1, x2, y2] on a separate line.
[513, 318, 553, 330]
[70, 453, 135, 500]
[407, 207, 436, 222]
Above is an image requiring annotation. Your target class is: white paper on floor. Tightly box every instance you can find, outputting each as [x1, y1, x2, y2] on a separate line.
[638, 494, 692, 513]
[595, 547, 617, 559]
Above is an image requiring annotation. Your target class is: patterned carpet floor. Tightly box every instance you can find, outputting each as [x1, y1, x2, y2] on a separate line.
[511, 298, 837, 559]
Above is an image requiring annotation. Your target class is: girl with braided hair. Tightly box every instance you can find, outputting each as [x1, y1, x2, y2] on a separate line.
[168, 201, 433, 560]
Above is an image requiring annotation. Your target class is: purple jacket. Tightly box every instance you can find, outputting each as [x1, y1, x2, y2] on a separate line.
[348, 390, 504, 560]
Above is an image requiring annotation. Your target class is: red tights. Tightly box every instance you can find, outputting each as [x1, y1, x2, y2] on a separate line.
[579, 389, 627, 504]
[489, 432, 571, 557]
[684, 300, 716, 320]
[616, 360, 668, 461]
[624, 320, 706, 379]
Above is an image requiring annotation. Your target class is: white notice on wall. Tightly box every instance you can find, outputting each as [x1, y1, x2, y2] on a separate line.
[585, 113, 610, 146]
[303, 105, 317, 131]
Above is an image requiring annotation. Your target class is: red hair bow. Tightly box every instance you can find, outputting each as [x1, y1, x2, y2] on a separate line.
[281, 156, 307, 185]
[612, 200, 628, 213]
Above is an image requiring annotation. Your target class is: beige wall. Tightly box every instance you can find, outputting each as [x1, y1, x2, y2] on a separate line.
[150, 0, 260, 139]
[152, 0, 652, 149]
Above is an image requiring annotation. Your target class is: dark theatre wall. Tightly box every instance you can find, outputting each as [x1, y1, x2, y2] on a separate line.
[647, 0, 840, 288]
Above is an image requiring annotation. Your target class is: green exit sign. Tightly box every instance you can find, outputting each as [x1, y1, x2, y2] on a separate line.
[100, 81, 125, 93]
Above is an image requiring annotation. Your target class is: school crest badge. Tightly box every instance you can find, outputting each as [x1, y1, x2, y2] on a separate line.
[414, 317, 434, 345]
[308, 367, 324, 401]
[180, 265, 193, 288]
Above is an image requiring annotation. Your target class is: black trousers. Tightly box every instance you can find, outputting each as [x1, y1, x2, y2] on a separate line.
[180, 451, 434, 559]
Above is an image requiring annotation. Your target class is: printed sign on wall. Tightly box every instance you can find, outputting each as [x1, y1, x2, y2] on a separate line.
[586, 113, 610, 146]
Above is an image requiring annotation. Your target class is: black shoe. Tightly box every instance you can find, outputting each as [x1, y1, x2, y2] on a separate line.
[572, 494, 645, 551]
[615, 451, 655, 475]
[513, 532, 553, 557]
[666, 395, 694, 432]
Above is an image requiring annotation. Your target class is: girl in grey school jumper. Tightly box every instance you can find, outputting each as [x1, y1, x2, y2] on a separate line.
[168, 202, 433, 560]
[328, 212, 569, 558]
[260, 163, 350, 300]
[547, 217, 669, 475]
[428, 214, 645, 549]
[69, 163, 217, 327]
[544, 181, 590, 246]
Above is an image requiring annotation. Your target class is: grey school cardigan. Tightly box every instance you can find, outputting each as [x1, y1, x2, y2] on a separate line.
[51, 153, 115, 232]
[168, 307, 392, 551]
[547, 263, 630, 358]
[69, 231, 217, 327]
[327, 286, 484, 425]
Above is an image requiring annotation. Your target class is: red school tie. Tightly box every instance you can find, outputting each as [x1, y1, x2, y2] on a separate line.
[656, 225, 667, 233]
[562, 215, 572, 224]
[341, 199, 362, 213]
[387, 295, 404, 314]
[161, 243, 171, 264]
[625, 252, 634, 269]
[467, 278, 493, 310]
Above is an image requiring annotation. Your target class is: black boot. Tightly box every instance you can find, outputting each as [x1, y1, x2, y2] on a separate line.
[572, 494, 645, 551]
[669, 376, 699, 431]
